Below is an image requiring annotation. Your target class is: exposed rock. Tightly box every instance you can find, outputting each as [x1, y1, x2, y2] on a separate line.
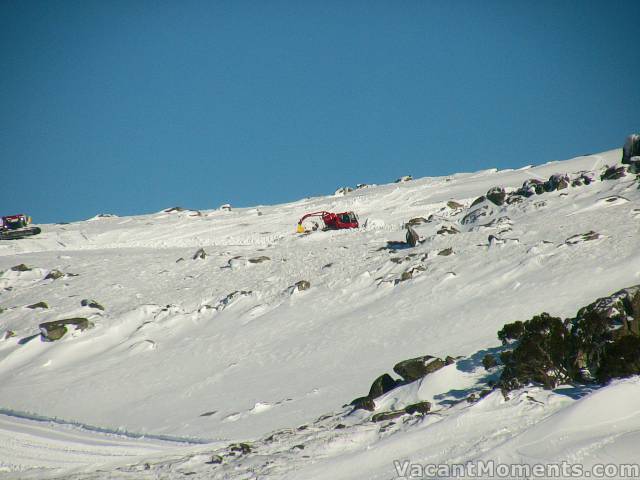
[11, 264, 31, 272]
[444, 355, 457, 365]
[350, 396, 375, 412]
[397, 265, 425, 283]
[164, 206, 187, 213]
[544, 174, 570, 192]
[371, 410, 406, 422]
[192, 248, 207, 260]
[600, 165, 626, 181]
[436, 225, 459, 235]
[437, 247, 453, 256]
[176, 257, 184, 263]
[248, 256, 270, 264]
[564, 231, 602, 245]
[461, 205, 490, 225]
[212, 290, 252, 311]
[228, 443, 251, 455]
[3, 330, 15, 340]
[482, 354, 497, 370]
[205, 455, 223, 465]
[393, 355, 445, 382]
[404, 401, 431, 415]
[505, 194, 523, 205]
[486, 186, 506, 206]
[405, 226, 419, 247]
[395, 175, 412, 183]
[44, 269, 65, 280]
[39, 318, 93, 341]
[406, 217, 428, 226]
[368, 373, 398, 399]
[219, 204, 232, 211]
[294, 280, 311, 292]
[628, 157, 640, 174]
[572, 286, 640, 379]
[81, 299, 105, 311]
[26, 302, 48, 310]
[622, 134, 640, 164]
[447, 200, 464, 209]
[470, 196, 486, 207]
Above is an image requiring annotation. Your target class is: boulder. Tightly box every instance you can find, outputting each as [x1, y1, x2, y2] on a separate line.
[486, 186, 506, 206]
[219, 204, 232, 211]
[294, 280, 311, 291]
[628, 157, 640, 174]
[470, 196, 486, 207]
[395, 175, 412, 183]
[405, 226, 419, 247]
[11, 264, 31, 272]
[192, 248, 207, 260]
[544, 174, 570, 192]
[393, 355, 446, 382]
[601, 165, 626, 181]
[622, 134, 640, 164]
[368, 373, 398, 399]
[350, 396, 375, 411]
[447, 200, 464, 210]
[437, 247, 453, 256]
[404, 401, 431, 415]
[248, 256, 270, 264]
[81, 299, 105, 311]
[44, 269, 65, 280]
[39, 318, 93, 341]
[27, 302, 48, 310]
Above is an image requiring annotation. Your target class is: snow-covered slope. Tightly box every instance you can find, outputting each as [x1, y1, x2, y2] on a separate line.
[1, 148, 639, 479]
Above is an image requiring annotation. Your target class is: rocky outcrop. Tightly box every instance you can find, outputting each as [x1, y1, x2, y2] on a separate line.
[499, 285, 640, 390]
[39, 318, 93, 341]
[393, 355, 445, 382]
[486, 186, 506, 206]
[293, 280, 310, 292]
[395, 175, 412, 183]
[601, 165, 626, 180]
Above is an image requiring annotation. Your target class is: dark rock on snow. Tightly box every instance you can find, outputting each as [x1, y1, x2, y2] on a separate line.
[39, 318, 93, 341]
[26, 302, 48, 310]
[393, 355, 446, 382]
[81, 299, 105, 311]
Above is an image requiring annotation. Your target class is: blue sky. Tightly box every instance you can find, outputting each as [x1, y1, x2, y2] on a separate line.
[1, 0, 639, 224]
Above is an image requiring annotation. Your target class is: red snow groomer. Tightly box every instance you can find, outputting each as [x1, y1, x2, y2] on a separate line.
[0, 214, 42, 240]
[297, 211, 359, 233]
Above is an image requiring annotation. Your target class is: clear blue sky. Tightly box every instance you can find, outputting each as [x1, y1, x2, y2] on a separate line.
[1, 0, 639, 224]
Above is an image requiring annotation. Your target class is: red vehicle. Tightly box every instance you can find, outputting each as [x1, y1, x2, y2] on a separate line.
[0, 214, 41, 240]
[297, 211, 359, 233]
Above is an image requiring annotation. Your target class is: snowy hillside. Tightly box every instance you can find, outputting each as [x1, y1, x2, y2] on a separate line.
[1, 148, 640, 479]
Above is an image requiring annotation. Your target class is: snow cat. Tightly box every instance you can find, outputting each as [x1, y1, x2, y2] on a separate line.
[0, 214, 42, 240]
[297, 211, 359, 233]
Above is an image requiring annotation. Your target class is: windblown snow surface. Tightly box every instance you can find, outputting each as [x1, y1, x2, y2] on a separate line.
[1, 149, 640, 479]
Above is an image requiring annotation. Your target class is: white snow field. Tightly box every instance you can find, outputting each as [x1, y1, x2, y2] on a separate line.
[1, 148, 640, 479]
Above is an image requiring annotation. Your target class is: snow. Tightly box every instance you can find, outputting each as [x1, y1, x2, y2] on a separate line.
[1, 148, 639, 478]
